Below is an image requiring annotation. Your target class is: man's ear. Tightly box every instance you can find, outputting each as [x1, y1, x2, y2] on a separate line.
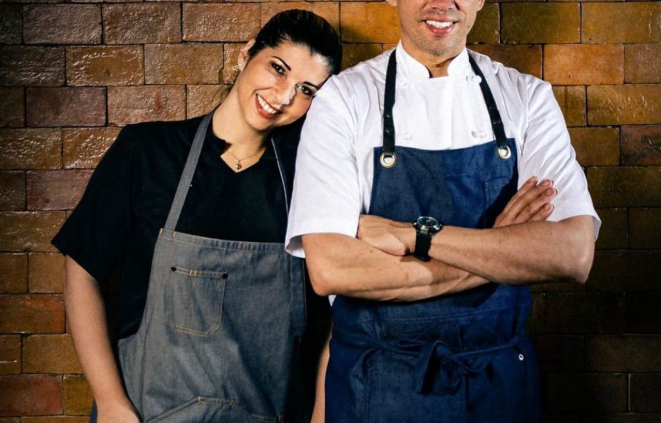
[237, 39, 257, 71]
[476, 0, 485, 12]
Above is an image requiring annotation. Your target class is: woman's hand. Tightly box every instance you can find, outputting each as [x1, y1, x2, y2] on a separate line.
[97, 402, 141, 423]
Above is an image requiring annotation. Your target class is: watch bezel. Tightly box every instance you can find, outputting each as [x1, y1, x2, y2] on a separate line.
[413, 216, 442, 234]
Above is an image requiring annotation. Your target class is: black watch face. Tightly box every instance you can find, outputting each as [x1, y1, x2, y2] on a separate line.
[416, 216, 441, 233]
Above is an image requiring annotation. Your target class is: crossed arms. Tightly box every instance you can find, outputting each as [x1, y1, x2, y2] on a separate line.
[303, 177, 595, 302]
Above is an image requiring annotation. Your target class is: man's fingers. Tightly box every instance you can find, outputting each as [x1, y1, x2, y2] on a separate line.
[527, 203, 554, 222]
[506, 179, 553, 218]
[512, 186, 557, 224]
[501, 176, 537, 215]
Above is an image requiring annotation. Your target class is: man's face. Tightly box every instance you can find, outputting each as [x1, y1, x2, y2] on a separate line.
[387, 0, 485, 65]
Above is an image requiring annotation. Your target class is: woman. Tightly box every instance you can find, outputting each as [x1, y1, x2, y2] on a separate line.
[53, 10, 342, 423]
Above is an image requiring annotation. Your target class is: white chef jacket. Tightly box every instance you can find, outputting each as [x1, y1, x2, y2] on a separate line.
[286, 44, 600, 257]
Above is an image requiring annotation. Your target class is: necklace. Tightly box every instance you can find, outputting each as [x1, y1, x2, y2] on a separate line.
[223, 147, 265, 170]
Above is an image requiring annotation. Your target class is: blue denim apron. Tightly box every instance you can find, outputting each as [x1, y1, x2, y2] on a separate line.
[100, 114, 309, 422]
[326, 52, 542, 423]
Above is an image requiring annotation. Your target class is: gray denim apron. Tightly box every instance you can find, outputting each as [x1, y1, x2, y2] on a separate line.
[98, 113, 307, 422]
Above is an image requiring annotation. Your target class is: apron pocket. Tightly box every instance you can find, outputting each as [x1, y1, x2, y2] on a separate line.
[167, 266, 227, 337]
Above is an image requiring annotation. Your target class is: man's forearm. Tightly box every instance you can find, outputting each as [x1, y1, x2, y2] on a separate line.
[303, 234, 487, 301]
[426, 215, 595, 284]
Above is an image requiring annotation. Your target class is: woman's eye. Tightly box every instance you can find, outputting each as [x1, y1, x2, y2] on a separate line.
[271, 62, 285, 75]
[298, 85, 314, 97]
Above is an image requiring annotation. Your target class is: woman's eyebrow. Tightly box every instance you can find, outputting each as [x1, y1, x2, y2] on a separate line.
[272, 56, 291, 71]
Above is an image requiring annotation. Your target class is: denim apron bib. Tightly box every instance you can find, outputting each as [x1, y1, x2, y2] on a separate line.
[326, 52, 542, 423]
[97, 113, 308, 422]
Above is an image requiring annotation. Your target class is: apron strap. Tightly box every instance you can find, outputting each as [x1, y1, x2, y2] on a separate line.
[381, 51, 398, 168]
[164, 112, 213, 231]
[467, 54, 511, 159]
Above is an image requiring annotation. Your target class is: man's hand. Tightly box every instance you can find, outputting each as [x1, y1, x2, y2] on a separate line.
[493, 177, 556, 228]
[357, 177, 557, 255]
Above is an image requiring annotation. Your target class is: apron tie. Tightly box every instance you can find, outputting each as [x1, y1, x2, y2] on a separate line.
[334, 327, 522, 395]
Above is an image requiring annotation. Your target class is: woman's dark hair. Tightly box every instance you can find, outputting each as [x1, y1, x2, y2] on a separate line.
[248, 9, 343, 75]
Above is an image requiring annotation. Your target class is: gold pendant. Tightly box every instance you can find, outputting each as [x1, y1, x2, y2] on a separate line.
[235, 162, 242, 170]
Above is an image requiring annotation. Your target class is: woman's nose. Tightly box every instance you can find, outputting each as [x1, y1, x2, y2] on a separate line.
[274, 81, 297, 106]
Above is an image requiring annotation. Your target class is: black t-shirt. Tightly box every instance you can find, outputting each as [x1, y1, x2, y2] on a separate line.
[52, 116, 294, 340]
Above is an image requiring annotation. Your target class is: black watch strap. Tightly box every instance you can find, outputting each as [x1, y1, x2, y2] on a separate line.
[414, 231, 433, 262]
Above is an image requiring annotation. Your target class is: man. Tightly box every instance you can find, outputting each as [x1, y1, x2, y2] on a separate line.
[286, 0, 600, 420]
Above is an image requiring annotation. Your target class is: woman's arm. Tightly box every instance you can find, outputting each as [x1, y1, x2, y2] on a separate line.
[310, 330, 331, 423]
[64, 256, 140, 423]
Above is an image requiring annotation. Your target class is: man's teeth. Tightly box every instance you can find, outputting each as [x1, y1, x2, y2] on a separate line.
[426, 20, 454, 29]
[257, 95, 278, 115]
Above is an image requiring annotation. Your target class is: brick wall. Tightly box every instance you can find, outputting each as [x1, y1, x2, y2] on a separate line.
[0, 0, 659, 421]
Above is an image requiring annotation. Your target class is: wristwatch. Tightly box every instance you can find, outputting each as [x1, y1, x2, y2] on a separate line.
[413, 216, 443, 262]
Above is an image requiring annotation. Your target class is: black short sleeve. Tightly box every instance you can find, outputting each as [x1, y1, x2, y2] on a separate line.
[52, 126, 137, 283]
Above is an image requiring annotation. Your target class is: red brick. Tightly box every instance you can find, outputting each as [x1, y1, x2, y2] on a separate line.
[588, 251, 661, 292]
[625, 44, 661, 84]
[103, 4, 181, 44]
[630, 374, 661, 413]
[0, 253, 27, 294]
[341, 3, 401, 43]
[588, 167, 661, 208]
[627, 293, 661, 333]
[583, 3, 661, 44]
[342, 44, 384, 71]
[552, 86, 585, 127]
[0, 129, 62, 170]
[532, 335, 584, 372]
[145, 44, 224, 85]
[502, 3, 580, 44]
[470, 45, 542, 78]
[586, 335, 661, 372]
[22, 419, 88, 423]
[222, 44, 243, 84]
[187, 85, 230, 119]
[568, 127, 619, 166]
[467, 4, 499, 44]
[0, 171, 25, 211]
[0, 335, 21, 375]
[0, 295, 64, 334]
[26, 88, 106, 128]
[0, 88, 24, 128]
[528, 292, 545, 335]
[0, 375, 62, 416]
[546, 292, 625, 334]
[63, 128, 120, 169]
[26, 170, 92, 211]
[0, 6, 21, 45]
[545, 373, 627, 413]
[621, 125, 661, 166]
[0, 212, 66, 252]
[544, 44, 623, 85]
[588, 85, 661, 126]
[183, 4, 260, 42]
[629, 208, 661, 249]
[63, 375, 93, 416]
[108, 86, 185, 126]
[261, 3, 340, 31]
[67, 46, 144, 86]
[24, 5, 101, 45]
[29, 253, 64, 294]
[594, 208, 627, 250]
[23, 334, 82, 374]
[0, 47, 65, 87]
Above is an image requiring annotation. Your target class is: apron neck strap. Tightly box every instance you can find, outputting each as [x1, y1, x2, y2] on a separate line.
[467, 54, 508, 151]
[163, 112, 213, 231]
[383, 51, 398, 158]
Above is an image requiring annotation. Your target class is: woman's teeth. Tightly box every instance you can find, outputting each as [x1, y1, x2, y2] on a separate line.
[257, 95, 278, 115]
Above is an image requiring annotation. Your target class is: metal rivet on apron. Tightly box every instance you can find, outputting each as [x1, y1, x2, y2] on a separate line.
[498, 145, 512, 160]
[171, 266, 177, 272]
[380, 152, 397, 168]
[221, 272, 228, 279]
[518, 353, 525, 361]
